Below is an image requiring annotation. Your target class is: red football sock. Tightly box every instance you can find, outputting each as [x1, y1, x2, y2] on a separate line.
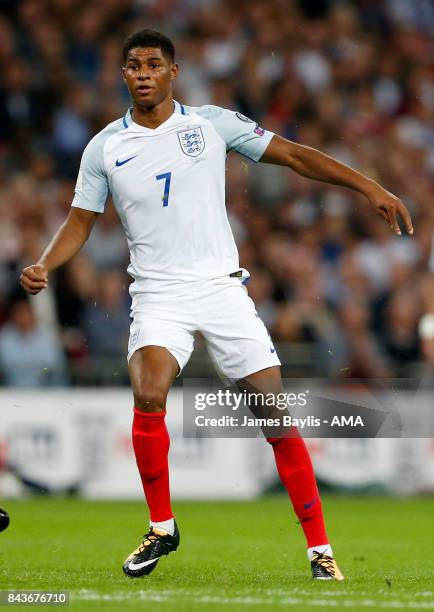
[267, 431, 328, 548]
[132, 408, 173, 522]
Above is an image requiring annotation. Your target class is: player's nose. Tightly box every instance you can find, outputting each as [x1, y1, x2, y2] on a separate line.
[137, 70, 150, 80]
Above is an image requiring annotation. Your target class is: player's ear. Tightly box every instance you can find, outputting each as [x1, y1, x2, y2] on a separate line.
[122, 66, 127, 84]
[170, 63, 179, 81]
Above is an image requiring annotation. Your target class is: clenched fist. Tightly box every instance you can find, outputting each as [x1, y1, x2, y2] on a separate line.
[20, 264, 49, 295]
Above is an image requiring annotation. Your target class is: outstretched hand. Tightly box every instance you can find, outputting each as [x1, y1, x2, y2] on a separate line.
[20, 264, 49, 295]
[367, 186, 413, 236]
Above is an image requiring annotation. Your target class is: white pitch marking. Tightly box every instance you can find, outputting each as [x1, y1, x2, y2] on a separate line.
[73, 589, 434, 608]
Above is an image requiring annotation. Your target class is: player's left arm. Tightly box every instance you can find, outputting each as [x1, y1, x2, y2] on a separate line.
[260, 134, 413, 236]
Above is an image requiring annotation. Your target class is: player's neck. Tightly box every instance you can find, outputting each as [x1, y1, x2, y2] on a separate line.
[131, 97, 175, 129]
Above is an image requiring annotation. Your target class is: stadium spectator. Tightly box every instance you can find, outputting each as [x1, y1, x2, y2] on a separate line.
[81, 269, 130, 358]
[418, 274, 434, 372]
[0, 289, 67, 387]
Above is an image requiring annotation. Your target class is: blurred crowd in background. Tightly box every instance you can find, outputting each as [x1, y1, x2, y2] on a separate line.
[0, 0, 434, 386]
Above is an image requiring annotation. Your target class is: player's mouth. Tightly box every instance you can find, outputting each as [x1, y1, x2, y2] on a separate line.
[136, 85, 154, 96]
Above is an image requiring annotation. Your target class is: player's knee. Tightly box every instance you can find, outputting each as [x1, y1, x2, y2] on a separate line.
[134, 384, 167, 412]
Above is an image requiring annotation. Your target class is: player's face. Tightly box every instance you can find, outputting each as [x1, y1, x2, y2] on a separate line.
[122, 47, 178, 108]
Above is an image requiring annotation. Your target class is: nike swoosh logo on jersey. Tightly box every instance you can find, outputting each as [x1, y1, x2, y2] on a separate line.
[115, 156, 136, 167]
[128, 556, 161, 570]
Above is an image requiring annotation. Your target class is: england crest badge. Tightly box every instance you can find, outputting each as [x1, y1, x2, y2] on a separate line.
[177, 127, 205, 157]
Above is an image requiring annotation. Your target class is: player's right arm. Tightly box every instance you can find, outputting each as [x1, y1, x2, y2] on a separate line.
[21, 130, 109, 295]
[20, 208, 98, 294]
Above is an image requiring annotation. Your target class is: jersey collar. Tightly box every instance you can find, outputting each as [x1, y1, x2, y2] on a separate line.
[173, 100, 186, 115]
[123, 100, 186, 128]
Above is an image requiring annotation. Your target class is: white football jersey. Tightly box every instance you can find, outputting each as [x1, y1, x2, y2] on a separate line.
[72, 101, 274, 299]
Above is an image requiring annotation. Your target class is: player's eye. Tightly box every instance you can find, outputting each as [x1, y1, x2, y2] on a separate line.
[150, 63, 160, 69]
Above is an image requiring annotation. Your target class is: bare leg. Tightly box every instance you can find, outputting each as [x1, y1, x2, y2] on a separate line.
[129, 345, 179, 412]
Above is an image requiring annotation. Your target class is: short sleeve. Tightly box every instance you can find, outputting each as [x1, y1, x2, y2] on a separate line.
[72, 134, 108, 213]
[205, 106, 274, 162]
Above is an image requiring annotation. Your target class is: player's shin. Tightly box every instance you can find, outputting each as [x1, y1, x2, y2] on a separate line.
[132, 408, 173, 524]
[266, 432, 329, 552]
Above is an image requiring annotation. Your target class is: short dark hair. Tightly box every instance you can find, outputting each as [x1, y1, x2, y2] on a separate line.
[122, 29, 175, 63]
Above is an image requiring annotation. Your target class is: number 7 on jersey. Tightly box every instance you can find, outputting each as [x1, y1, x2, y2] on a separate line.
[156, 172, 172, 207]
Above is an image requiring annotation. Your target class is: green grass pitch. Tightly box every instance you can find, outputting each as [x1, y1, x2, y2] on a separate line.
[0, 495, 433, 611]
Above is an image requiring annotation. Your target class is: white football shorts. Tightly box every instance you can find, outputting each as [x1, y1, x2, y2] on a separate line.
[127, 271, 281, 381]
